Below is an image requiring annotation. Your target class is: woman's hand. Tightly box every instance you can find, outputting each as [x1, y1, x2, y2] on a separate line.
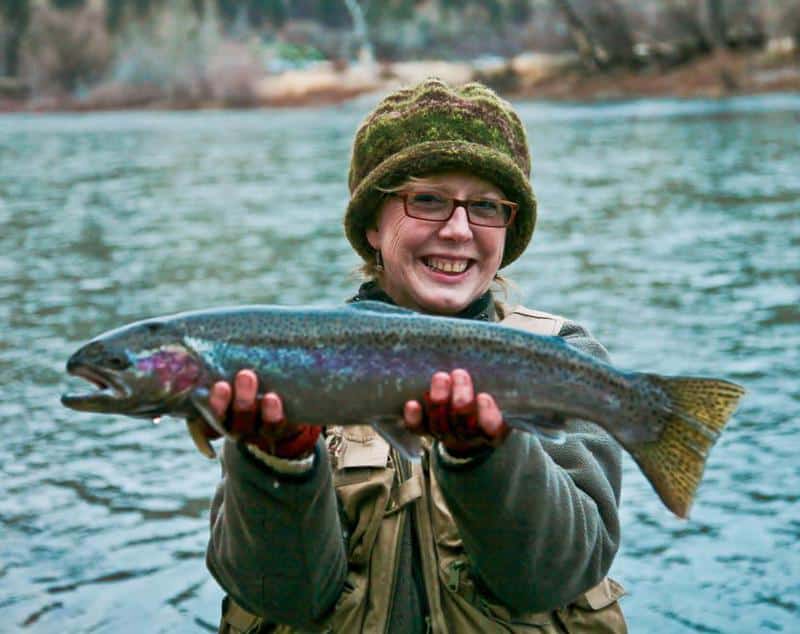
[403, 369, 510, 457]
[205, 369, 320, 459]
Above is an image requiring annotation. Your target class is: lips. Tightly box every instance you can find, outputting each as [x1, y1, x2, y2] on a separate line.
[423, 256, 472, 274]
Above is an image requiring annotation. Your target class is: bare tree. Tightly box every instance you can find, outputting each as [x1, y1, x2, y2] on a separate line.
[552, 0, 640, 69]
[592, 0, 639, 66]
[706, 0, 727, 47]
[1, 0, 30, 77]
[660, 0, 713, 64]
[343, 0, 373, 64]
[553, 0, 610, 68]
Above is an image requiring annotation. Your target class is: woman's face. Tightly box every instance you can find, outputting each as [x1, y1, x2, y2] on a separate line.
[366, 171, 508, 315]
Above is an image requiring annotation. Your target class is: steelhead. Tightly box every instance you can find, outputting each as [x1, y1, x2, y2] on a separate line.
[61, 301, 744, 517]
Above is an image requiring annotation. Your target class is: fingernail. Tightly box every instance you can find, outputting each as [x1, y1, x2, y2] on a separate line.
[265, 394, 282, 420]
[239, 373, 255, 388]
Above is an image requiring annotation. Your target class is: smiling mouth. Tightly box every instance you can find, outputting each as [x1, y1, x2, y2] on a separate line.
[423, 256, 471, 274]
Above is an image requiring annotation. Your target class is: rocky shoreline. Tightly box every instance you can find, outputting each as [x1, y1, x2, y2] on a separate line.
[1, 48, 797, 113]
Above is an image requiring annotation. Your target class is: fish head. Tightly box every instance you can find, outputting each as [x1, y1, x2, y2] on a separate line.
[61, 318, 206, 418]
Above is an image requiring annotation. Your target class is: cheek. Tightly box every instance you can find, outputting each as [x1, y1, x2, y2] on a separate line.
[382, 216, 420, 256]
[480, 230, 506, 265]
[136, 349, 201, 393]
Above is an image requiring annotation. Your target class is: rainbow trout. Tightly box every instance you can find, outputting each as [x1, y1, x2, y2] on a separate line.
[61, 301, 744, 517]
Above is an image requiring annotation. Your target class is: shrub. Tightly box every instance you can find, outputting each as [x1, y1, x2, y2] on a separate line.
[20, 3, 111, 96]
[108, 0, 222, 102]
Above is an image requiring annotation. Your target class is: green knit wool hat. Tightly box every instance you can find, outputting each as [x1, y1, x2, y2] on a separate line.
[345, 77, 536, 269]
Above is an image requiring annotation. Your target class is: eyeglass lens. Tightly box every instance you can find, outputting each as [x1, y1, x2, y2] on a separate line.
[404, 192, 513, 227]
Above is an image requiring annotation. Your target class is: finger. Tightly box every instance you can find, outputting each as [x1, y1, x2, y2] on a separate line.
[209, 381, 232, 422]
[429, 372, 451, 404]
[262, 392, 284, 426]
[234, 370, 259, 409]
[476, 393, 509, 443]
[404, 400, 424, 433]
[230, 370, 259, 435]
[450, 369, 474, 410]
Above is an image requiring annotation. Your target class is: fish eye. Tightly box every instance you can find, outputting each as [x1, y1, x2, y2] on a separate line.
[146, 322, 163, 333]
[108, 356, 129, 370]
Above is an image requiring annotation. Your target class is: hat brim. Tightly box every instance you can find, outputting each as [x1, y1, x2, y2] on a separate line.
[345, 140, 536, 269]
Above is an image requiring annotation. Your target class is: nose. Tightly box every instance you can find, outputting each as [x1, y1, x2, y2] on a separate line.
[438, 204, 472, 241]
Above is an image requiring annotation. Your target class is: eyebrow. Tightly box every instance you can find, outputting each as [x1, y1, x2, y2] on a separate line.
[409, 185, 504, 199]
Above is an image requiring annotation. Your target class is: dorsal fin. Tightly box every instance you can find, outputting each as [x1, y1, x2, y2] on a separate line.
[348, 301, 415, 315]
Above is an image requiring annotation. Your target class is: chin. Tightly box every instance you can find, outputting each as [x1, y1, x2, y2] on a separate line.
[417, 292, 473, 316]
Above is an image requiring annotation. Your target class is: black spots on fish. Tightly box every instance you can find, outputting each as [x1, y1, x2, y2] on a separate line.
[135, 319, 181, 346]
[145, 321, 164, 334]
[69, 340, 131, 372]
[75, 340, 105, 363]
[624, 375, 745, 517]
[371, 329, 403, 348]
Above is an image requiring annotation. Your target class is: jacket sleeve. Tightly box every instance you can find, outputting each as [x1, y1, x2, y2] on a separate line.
[206, 438, 347, 628]
[432, 321, 622, 613]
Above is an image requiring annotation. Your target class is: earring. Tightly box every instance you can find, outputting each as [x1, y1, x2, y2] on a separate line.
[375, 250, 384, 272]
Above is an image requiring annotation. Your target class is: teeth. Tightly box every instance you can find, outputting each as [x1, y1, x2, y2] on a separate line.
[425, 257, 468, 273]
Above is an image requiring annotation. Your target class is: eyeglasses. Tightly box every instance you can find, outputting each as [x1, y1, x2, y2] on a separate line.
[393, 191, 517, 228]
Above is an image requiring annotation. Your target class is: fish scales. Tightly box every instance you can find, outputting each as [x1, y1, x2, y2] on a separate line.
[183, 308, 634, 431]
[61, 301, 745, 517]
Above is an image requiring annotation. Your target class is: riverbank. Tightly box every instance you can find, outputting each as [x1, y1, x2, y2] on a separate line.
[523, 48, 800, 101]
[1, 47, 797, 112]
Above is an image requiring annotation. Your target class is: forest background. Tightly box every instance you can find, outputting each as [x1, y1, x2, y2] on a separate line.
[1, 0, 798, 110]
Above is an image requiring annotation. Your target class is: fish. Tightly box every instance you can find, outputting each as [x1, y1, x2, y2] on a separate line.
[61, 301, 745, 518]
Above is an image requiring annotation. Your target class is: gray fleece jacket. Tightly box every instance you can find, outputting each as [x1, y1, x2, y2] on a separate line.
[206, 318, 622, 631]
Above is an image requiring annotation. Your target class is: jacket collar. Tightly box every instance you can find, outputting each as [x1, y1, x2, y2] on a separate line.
[349, 281, 496, 322]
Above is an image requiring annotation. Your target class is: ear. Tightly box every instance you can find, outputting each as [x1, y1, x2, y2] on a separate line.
[366, 226, 381, 250]
[367, 197, 392, 250]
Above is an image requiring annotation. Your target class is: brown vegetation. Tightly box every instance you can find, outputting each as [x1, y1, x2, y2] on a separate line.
[0, 0, 797, 112]
[20, 3, 112, 96]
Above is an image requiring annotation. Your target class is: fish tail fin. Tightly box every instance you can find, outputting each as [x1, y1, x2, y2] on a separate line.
[628, 376, 745, 518]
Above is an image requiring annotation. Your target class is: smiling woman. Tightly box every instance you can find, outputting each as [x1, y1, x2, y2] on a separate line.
[200, 78, 629, 633]
[366, 172, 509, 315]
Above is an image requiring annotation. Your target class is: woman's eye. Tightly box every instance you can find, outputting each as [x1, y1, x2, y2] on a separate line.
[470, 200, 499, 214]
[412, 193, 444, 204]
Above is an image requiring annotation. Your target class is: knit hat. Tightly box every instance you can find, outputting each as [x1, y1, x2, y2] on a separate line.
[345, 77, 536, 268]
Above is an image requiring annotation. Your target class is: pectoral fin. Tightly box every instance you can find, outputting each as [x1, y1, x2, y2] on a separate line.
[370, 417, 423, 460]
[186, 417, 217, 459]
[189, 388, 228, 438]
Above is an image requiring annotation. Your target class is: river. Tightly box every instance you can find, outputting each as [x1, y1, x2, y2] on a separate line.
[1, 94, 798, 632]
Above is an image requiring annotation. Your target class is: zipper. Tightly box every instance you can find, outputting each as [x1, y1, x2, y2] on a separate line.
[383, 448, 408, 634]
[413, 453, 449, 634]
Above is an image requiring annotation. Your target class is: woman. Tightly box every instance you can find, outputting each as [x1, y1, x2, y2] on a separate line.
[204, 78, 627, 633]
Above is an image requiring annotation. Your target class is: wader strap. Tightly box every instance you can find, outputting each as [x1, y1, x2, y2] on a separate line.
[579, 576, 626, 609]
[386, 474, 423, 515]
[498, 303, 565, 337]
[337, 426, 391, 469]
[220, 596, 263, 634]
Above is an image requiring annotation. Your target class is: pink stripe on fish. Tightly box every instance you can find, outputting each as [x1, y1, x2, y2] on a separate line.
[136, 348, 201, 392]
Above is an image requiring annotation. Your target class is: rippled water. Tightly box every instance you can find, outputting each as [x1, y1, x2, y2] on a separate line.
[1, 94, 798, 633]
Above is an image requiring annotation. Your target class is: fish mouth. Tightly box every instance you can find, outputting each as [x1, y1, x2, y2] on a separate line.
[61, 363, 132, 411]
